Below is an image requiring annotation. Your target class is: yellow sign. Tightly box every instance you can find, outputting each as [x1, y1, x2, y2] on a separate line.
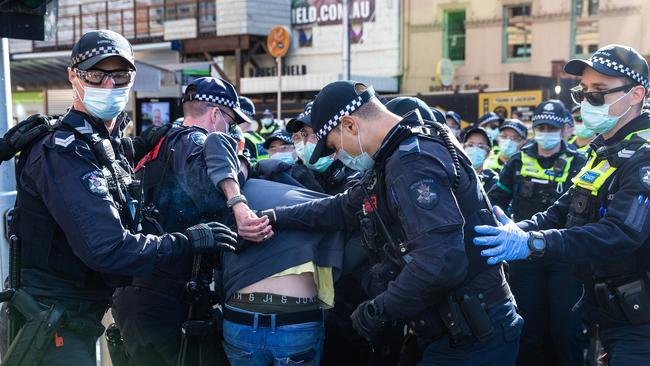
[478, 90, 542, 120]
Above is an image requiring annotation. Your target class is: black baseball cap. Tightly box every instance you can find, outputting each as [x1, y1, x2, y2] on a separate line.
[565, 44, 650, 89]
[500, 119, 528, 140]
[238, 96, 255, 120]
[263, 130, 293, 149]
[386, 96, 430, 120]
[286, 101, 314, 133]
[462, 127, 492, 149]
[309, 80, 376, 164]
[71, 30, 135, 71]
[532, 100, 572, 129]
[182, 77, 252, 124]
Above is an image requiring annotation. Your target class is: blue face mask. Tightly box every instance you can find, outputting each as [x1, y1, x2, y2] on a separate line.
[575, 124, 595, 139]
[498, 138, 519, 158]
[465, 146, 488, 169]
[76, 84, 130, 121]
[485, 128, 499, 142]
[296, 141, 335, 173]
[270, 151, 296, 165]
[580, 90, 632, 134]
[338, 125, 375, 172]
[534, 131, 562, 151]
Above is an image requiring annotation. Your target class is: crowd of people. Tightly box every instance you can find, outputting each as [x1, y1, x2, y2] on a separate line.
[0, 30, 648, 366]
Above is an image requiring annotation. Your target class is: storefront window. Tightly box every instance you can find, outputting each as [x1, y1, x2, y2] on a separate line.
[572, 0, 598, 57]
[443, 10, 465, 62]
[503, 4, 532, 61]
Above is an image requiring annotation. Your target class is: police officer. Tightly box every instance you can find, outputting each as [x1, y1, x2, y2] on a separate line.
[4, 30, 238, 365]
[462, 127, 498, 191]
[484, 119, 528, 174]
[487, 100, 587, 366]
[112, 77, 269, 366]
[253, 129, 326, 192]
[385, 96, 447, 127]
[256, 80, 523, 365]
[568, 104, 596, 155]
[286, 101, 360, 195]
[446, 110, 462, 138]
[239, 96, 269, 162]
[478, 112, 503, 145]
[474, 44, 650, 366]
[259, 108, 280, 138]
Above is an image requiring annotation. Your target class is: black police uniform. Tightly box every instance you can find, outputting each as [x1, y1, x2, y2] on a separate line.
[488, 141, 587, 366]
[11, 109, 188, 365]
[271, 108, 522, 365]
[111, 125, 239, 366]
[518, 112, 650, 365]
[478, 168, 499, 192]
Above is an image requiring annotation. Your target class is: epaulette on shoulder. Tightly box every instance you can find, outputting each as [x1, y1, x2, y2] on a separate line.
[399, 135, 421, 158]
[44, 130, 77, 149]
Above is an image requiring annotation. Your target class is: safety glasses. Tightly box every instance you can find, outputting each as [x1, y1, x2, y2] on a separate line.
[75, 68, 135, 87]
[570, 84, 636, 107]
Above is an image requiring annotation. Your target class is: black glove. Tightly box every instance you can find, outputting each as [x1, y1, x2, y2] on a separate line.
[132, 123, 173, 162]
[351, 299, 387, 345]
[182, 222, 240, 255]
[257, 209, 276, 225]
[0, 114, 51, 161]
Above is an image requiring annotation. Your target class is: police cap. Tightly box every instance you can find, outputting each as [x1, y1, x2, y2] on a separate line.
[182, 77, 252, 124]
[71, 30, 135, 71]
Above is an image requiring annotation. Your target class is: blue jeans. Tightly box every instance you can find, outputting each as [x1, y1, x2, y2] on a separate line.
[418, 300, 523, 366]
[222, 305, 325, 366]
[600, 322, 650, 366]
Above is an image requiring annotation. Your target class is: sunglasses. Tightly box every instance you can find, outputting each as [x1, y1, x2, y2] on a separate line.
[570, 84, 636, 107]
[75, 68, 135, 87]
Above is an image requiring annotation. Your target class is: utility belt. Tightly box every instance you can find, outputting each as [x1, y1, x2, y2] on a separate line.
[588, 271, 650, 326]
[413, 265, 513, 344]
[2, 290, 107, 366]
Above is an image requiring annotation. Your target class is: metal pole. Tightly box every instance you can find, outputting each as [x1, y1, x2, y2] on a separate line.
[342, 0, 350, 80]
[276, 56, 282, 120]
[0, 38, 16, 287]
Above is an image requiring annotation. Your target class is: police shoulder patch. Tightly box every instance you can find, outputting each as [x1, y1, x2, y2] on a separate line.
[190, 131, 207, 146]
[399, 136, 420, 158]
[81, 170, 108, 197]
[408, 178, 439, 209]
[640, 166, 650, 190]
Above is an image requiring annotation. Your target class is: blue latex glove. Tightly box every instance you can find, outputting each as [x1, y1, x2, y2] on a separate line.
[473, 206, 530, 265]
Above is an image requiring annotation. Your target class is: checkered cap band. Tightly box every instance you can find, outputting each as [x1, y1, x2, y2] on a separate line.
[72, 46, 133, 66]
[590, 56, 650, 89]
[241, 108, 254, 118]
[190, 94, 240, 109]
[315, 96, 364, 140]
[532, 114, 566, 123]
[275, 134, 293, 144]
[480, 115, 500, 125]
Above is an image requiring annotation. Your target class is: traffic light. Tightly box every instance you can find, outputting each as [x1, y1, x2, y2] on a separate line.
[0, 0, 58, 41]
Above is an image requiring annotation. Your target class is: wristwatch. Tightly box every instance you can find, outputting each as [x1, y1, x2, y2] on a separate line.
[527, 231, 546, 259]
[226, 194, 248, 208]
